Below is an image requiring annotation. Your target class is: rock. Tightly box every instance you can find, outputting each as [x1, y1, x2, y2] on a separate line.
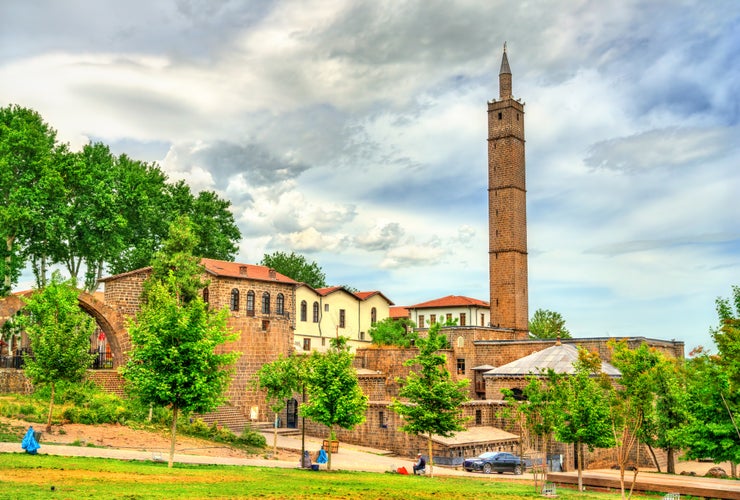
[705, 466, 728, 478]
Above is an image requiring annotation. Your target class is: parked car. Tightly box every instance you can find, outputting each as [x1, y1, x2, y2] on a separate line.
[463, 451, 524, 475]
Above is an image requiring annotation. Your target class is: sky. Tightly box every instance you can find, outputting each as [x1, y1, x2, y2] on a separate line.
[2, 0, 739, 353]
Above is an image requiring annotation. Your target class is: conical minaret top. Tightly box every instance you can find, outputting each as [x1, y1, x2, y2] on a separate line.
[499, 42, 512, 99]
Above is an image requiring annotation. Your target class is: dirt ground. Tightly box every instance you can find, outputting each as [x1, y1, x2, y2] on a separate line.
[2, 417, 299, 462]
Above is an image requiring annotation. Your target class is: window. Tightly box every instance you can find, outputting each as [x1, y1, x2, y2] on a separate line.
[303, 338, 311, 351]
[370, 307, 377, 325]
[262, 292, 270, 314]
[475, 409, 482, 425]
[379, 411, 387, 428]
[261, 319, 270, 331]
[459, 313, 466, 326]
[430, 314, 436, 325]
[246, 291, 255, 317]
[339, 309, 346, 328]
[300, 301, 307, 322]
[230, 289, 240, 311]
[276, 293, 285, 315]
[418, 315, 424, 328]
[360, 331, 365, 341]
[202, 288, 209, 303]
[498, 111, 502, 120]
[446, 313, 452, 323]
[324, 304, 329, 312]
[457, 336, 464, 348]
[481, 313, 485, 326]
[457, 358, 466, 375]
[312, 302, 319, 323]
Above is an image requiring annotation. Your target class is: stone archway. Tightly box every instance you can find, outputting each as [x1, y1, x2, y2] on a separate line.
[0, 291, 130, 368]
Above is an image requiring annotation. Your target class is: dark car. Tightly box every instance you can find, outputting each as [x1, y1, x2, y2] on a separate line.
[463, 451, 524, 475]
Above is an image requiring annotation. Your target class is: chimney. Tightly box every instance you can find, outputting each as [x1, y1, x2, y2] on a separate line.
[269, 268, 276, 279]
[239, 265, 248, 276]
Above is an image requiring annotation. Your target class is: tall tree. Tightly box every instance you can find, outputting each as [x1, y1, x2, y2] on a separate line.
[255, 354, 305, 456]
[529, 308, 571, 339]
[554, 348, 615, 491]
[260, 251, 326, 289]
[301, 337, 367, 470]
[0, 105, 59, 295]
[19, 271, 96, 432]
[369, 317, 417, 347]
[390, 323, 470, 477]
[502, 371, 564, 491]
[122, 217, 239, 468]
[713, 285, 740, 387]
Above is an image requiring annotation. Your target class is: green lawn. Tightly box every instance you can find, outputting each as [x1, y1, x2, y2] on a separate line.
[0, 453, 664, 500]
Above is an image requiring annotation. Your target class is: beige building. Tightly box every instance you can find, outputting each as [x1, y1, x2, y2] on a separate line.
[294, 285, 393, 352]
[406, 295, 490, 329]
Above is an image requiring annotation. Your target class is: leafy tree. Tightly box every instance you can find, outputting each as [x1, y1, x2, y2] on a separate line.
[260, 251, 326, 289]
[529, 308, 571, 339]
[680, 351, 740, 477]
[122, 218, 239, 468]
[301, 337, 367, 470]
[255, 354, 305, 456]
[713, 285, 740, 387]
[390, 323, 470, 477]
[0, 105, 59, 295]
[502, 371, 563, 491]
[19, 271, 96, 432]
[652, 355, 689, 474]
[554, 348, 614, 491]
[369, 317, 417, 347]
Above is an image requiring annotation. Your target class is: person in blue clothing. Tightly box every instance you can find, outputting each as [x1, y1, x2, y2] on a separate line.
[316, 445, 328, 465]
[413, 453, 426, 474]
[21, 426, 40, 455]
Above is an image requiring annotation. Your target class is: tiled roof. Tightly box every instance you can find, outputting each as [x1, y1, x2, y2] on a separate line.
[315, 286, 345, 296]
[354, 290, 394, 305]
[407, 295, 489, 309]
[200, 258, 297, 284]
[389, 306, 409, 319]
[484, 343, 621, 377]
[102, 258, 297, 285]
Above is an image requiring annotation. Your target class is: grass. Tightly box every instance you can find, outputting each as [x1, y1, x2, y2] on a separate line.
[0, 453, 667, 500]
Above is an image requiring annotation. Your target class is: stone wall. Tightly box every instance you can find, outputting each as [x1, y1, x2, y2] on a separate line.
[0, 369, 32, 394]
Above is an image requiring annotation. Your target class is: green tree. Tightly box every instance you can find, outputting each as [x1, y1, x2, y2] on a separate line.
[528, 308, 571, 339]
[652, 355, 689, 474]
[255, 354, 305, 456]
[502, 371, 564, 490]
[260, 251, 326, 289]
[390, 323, 470, 477]
[680, 351, 740, 477]
[301, 337, 367, 470]
[19, 271, 96, 432]
[555, 348, 615, 491]
[0, 105, 59, 295]
[713, 285, 740, 387]
[369, 317, 417, 347]
[122, 218, 239, 468]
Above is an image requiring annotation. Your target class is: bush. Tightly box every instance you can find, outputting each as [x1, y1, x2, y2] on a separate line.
[236, 426, 266, 447]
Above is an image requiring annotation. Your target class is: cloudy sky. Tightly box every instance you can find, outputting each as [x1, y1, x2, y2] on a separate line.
[2, 0, 738, 352]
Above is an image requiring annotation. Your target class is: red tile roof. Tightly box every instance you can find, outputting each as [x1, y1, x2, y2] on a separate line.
[354, 290, 394, 305]
[389, 306, 410, 319]
[407, 295, 489, 309]
[200, 258, 297, 284]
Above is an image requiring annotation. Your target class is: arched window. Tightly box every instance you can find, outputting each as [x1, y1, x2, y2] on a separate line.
[312, 302, 319, 323]
[246, 291, 255, 317]
[262, 292, 270, 314]
[202, 287, 209, 303]
[300, 301, 307, 322]
[230, 289, 240, 311]
[457, 336, 464, 348]
[370, 307, 377, 325]
[276, 293, 285, 315]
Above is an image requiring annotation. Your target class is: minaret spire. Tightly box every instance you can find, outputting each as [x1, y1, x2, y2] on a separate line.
[499, 42, 512, 99]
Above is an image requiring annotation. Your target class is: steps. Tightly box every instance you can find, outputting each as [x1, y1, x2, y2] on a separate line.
[194, 405, 251, 434]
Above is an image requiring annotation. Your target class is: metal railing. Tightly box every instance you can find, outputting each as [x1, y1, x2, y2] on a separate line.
[0, 348, 112, 370]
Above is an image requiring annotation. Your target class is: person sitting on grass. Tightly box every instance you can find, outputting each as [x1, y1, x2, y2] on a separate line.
[413, 453, 426, 475]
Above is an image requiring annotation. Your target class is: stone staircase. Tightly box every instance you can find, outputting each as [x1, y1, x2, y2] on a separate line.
[193, 405, 301, 436]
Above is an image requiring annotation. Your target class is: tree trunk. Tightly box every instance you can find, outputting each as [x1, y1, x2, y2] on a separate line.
[648, 443, 661, 473]
[326, 426, 333, 471]
[4, 235, 14, 292]
[666, 447, 674, 474]
[273, 412, 279, 456]
[577, 441, 583, 492]
[427, 433, 434, 477]
[45, 381, 55, 433]
[169, 405, 178, 468]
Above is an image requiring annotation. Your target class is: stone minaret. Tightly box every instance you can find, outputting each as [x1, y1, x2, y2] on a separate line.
[487, 43, 528, 337]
